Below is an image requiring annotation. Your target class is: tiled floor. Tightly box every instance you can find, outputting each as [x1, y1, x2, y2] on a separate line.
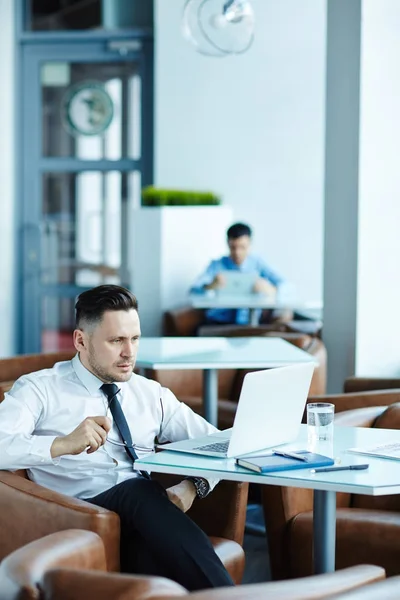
[242, 532, 271, 583]
[242, 504, 271, 584]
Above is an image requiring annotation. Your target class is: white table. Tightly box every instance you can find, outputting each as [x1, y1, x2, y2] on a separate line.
[135, 425, 400, 575]
[190, 292, 323, 326]
[136, 337, 315, 426]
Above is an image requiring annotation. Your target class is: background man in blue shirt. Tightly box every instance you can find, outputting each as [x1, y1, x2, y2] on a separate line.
[191, 222, 284, 324]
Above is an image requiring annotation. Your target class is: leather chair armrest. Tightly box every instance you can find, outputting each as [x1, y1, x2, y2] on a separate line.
[0, 380, 14, 399]
[143, 368, 204, 399]
[41, 565, 384, 600]
[163, 307, 205, 337]
[0, 530, 106, 600]
[329, 574, 400, 599]
[285, 320, 323, 337]
[186, 566, 385, 600]
[0, 472, 120, 571]
[334, 406, 387, 427]
[0, 351, 75, 383]
[0, 351, 75, 401]
[197, 325, 284, 337]
[306, 390, 400, 414]
[43, 569, 187, 600]
[344, 377, 400, 393]
[208, 537, 245, 585]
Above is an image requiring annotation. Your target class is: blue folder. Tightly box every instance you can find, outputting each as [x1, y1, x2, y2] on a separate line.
[236, 451, 334, 473]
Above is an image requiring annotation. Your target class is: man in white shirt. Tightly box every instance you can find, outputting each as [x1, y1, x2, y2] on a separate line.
[0, 285, 234, 591]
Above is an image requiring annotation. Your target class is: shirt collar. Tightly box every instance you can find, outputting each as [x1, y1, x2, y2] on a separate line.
[225, 255, 253, 271]
[72, 354, 127, 397]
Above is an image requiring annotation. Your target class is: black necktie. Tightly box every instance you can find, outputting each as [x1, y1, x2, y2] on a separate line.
[101, 383, 150, 479]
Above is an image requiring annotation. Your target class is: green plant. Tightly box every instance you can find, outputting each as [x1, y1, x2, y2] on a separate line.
[141, 187, 221, 207]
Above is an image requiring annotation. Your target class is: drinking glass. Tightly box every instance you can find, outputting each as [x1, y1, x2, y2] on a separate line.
[307, 402, 335, 445]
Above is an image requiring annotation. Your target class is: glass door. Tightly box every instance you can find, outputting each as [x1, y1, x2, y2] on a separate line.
[20, 40, 152, 352]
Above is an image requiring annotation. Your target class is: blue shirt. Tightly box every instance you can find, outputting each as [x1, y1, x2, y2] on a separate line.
[190, 255, 284, 324]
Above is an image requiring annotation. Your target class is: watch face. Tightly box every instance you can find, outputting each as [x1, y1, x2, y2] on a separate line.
[191, 477, 210, 499]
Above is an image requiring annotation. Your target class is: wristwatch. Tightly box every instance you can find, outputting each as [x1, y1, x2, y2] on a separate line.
[186, 476, 210, 499]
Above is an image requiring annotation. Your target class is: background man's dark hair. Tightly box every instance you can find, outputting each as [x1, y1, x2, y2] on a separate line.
[227, 223, 252, 240]
[75, 285, 138, 330]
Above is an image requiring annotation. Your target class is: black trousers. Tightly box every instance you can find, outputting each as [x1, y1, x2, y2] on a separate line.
[85, 476, 234, 591]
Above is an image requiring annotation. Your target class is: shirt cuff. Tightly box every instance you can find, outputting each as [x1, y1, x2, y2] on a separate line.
[205, 477, 219, 492]
[30, 436, 61, 465]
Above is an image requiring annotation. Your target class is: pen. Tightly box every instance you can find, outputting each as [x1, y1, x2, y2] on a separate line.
[311, 464, 369, 473]
[273, 449, 309, 462]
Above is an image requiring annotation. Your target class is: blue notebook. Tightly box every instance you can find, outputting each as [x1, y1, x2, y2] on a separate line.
[236, 451, 334, 473]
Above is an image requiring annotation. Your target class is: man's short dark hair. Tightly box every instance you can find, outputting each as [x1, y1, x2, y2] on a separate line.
[227, 223, 252, 240]
[75, 285, 138, 330]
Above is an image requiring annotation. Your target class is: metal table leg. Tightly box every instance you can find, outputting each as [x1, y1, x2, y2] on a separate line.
[313, 490, 336, 574]
[203, 368, 218, 426]
[249, 308, 259, 326]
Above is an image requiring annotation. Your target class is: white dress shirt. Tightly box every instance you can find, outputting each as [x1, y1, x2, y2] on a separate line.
[0, 355, 218, 499]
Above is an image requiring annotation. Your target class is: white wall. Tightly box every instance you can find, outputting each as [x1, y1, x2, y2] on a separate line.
[155, 0, 326, 304]
[0, 0, 15, 357]
[130, 206, 232, 335]
[356, 0, 400, 375]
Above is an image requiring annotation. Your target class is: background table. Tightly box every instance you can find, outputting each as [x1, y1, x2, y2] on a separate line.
[190, 292, 323, 326]
[136, 337, 315, 426]
[136, 425, 400, 575]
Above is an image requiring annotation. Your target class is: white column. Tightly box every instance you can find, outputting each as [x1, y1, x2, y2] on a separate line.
[324, 0, 400, 390]
[356, 0, 400, 376]
[0, 0, 15, 357]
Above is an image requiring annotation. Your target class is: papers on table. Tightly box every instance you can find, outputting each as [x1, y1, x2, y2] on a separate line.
[348, 441, 400, 461]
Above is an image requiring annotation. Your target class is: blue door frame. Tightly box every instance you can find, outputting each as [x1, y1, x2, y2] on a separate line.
[16, 26, 153, 353]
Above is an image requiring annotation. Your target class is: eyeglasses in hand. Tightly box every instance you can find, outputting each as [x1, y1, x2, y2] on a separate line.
[106, 437, 154, 454]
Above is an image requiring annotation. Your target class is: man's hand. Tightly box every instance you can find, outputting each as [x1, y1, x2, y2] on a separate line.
[166, 480, 197, 512]
[253, 278, 276, 296]
[50, 416, 112, 458]
[205, 273, 226, 291]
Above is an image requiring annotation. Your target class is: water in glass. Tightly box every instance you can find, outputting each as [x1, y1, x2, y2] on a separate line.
[307, 403, 334, 444]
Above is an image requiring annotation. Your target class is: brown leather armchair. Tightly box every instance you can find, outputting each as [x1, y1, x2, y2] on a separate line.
[163, 307, 293, 338]
[344, 375, 400, 394]
[0, 470, 248, 583]
[0, 350, 248, 581]
[306, 389, 400, 416]
[164, 307, 206, 337]
[0, 529, 385, 600]
[262, 402, 400, 581]
[41, 567, 388, 600]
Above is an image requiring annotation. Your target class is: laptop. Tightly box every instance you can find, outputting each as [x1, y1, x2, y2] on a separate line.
[160, 362, 315, 458]
[218, 271, 257, 295]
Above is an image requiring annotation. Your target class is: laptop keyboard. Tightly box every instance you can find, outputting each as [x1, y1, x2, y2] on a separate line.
[193, 440, 230, 453]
